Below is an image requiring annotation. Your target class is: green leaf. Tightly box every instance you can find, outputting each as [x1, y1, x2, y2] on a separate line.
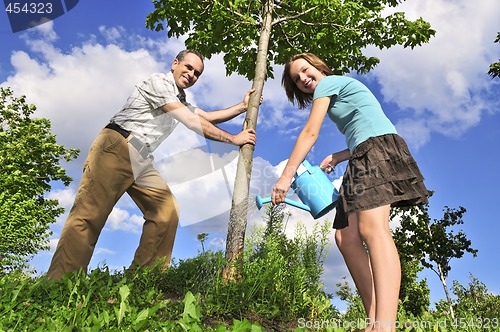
[182, 291, 202, 324]
[117, 284, 130, 326]
[134, 308, 149, 324]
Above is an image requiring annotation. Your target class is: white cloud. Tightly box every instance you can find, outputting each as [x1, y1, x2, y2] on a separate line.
[98, 25, 125, 43]
[46, 187, 75, 209]
[394, 118, 432, 150]
[367, 0, 500, 149]
[153, 124, 217, 169]
[188, 54, 253, 110]
[187, 54, 309, 132]
[106, 207, 144, 233]
[2, 24, 166, 168]
[94, 247, 115, 256]
[23, 20, 58, 42]
[46, 187, 76, 224]
[46, 188, 144, 234]
[48, 238, 59, 252]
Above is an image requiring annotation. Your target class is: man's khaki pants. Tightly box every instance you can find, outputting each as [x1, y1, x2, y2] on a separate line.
[47, 128, 179, 280]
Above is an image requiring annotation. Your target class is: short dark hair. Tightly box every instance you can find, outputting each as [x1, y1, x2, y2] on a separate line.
[176, 50, 205, 64]
[281, 53, 333, 109]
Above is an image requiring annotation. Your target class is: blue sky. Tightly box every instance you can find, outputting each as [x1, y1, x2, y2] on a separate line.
[1, 0, 499, 312]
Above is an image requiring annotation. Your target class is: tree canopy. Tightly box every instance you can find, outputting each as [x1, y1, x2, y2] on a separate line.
[488, 32, 500, 78]
[0, 87, 79, 271]
[147, 0, 436, 80]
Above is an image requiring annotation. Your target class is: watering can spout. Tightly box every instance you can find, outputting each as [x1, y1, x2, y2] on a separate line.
[255, 195, 311, 213]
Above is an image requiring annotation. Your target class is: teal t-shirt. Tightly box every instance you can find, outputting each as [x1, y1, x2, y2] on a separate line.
[313, 75, 397, 153]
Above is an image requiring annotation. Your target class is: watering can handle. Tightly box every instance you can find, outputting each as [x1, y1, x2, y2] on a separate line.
[303, 160, 315, 173]
[255, 195, 311, 213]
[294, 160, 316, 179]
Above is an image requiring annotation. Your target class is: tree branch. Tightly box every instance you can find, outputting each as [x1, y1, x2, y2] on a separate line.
[272, 6, 318, 26]
[272, 5, 363, 32]
[278, 24, 301, 48]
[297, 18, 364, 32]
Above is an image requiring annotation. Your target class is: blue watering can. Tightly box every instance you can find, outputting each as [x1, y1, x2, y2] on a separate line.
[256, 160, 339, 219]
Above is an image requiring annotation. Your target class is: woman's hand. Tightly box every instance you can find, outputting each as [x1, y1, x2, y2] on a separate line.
[272, 176, 292, 205]
[319, 154, 335, 173]
[320, 149, 351, 173]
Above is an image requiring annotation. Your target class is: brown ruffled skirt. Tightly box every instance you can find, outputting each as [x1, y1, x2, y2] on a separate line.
[334, 134, 429, 229]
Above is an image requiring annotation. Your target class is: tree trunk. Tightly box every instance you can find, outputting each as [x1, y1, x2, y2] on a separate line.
[425, 222, 455, 320]
[437, 262, 455, 320]
[223, 0, 274, 282]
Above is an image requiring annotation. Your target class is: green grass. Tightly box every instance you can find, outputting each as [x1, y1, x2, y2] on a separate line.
[1, 210, 499, 331]
[0, 217, 338, 331]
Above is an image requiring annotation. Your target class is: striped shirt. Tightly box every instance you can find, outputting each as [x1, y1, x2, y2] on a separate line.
[109, 72, 196, 153]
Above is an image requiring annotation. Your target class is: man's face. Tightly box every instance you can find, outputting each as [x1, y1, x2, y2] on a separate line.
[171, 53, 204, 89]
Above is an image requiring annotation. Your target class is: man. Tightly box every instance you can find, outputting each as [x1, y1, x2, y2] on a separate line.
[47, 50, 257, 280]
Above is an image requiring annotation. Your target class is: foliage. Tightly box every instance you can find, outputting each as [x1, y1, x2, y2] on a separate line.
[398, 258, 430, 317]
[1, 187, 490, 330]
[335, 205, 432, 320]
[336, 262, 431, 329]
[433, 274, 500, 332]
[451, 274, 500, 321]
[336, 274, 500, 332]
[159, 205, 338, 328]
[197, 232, 209, 253]
[1, 224, 498, 331]
[337, 196, 485, 329]
[392, 202, 478, 281]
[0, 208, 339, 331]
[0, 267, 265, 331]
[488, 32, 500, 78]
[335, 277, 367, 329]
[146, 0, 436, 79]
[238, 204, 336, 321]
[392, 198, 478, 320]
[0, 87, 79, 272]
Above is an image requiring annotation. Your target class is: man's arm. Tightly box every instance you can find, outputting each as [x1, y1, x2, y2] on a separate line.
[161, 102, 256, 146]
[196, 88, 259, 124]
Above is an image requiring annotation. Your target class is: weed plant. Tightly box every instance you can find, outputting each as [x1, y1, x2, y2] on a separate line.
[0, 205, 338, 331]
[3, 203, 497, 331]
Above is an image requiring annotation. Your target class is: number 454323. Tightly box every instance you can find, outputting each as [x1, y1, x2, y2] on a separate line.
[452, 317, 499, 329]
[5, 2, 53, 14]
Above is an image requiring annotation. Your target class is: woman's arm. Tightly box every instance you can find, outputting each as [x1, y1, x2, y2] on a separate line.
[272, 96, 331, 204]
[320, 149, 350, 173]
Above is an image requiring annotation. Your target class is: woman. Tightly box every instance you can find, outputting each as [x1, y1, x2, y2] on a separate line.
[272, 53, 428, 332]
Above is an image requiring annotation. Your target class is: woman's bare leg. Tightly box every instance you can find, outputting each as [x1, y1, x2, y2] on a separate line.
[335, 214, 376, 331]
[357, 205, 400, 332]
